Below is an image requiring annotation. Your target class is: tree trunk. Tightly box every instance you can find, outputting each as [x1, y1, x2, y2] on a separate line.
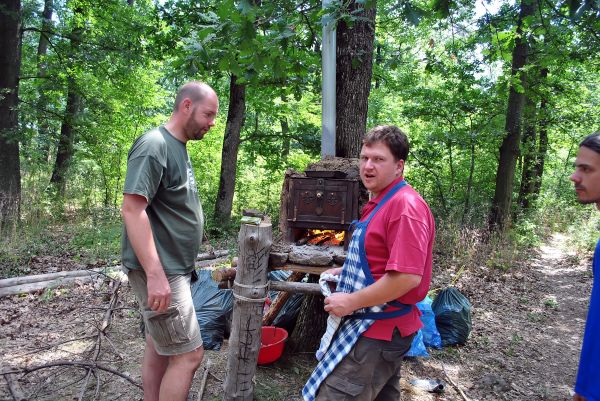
[50, 80, 81, 195]
[488, 0, 537, 231]
[36, 0, 54, 163]
[462, 137, 476, 225]
[532, 68, 549, 198]
[335, 1, 376, 158]
[280, 95, 290, 160]
[214, 75, 246, 226]
[50, 7, 83, 196]
[288, 274, 327, 353]
[37, 0, 52, 66]
[374, 43, 382, 89]
[0, 0, 23, 226]
[517, 94, 537, 211]
[223, 221, 272, 401]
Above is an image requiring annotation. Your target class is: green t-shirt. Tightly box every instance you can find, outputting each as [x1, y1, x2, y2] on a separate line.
[121, 126, 203, 274]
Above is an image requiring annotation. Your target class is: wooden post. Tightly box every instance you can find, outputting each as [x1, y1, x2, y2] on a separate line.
[223, 220, 272, 401]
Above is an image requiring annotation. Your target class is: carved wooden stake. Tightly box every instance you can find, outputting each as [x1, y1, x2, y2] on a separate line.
[223, 220, 272, 401]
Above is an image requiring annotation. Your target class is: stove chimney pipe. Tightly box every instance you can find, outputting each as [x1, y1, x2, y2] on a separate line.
[321, 0, 336, 157]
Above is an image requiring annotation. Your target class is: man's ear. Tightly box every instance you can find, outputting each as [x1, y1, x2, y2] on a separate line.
[396, 159, 405, 177]
[181, 98, 192, 113]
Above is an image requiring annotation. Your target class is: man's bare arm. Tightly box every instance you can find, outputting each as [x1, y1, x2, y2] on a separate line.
[121, 193, 171, 312]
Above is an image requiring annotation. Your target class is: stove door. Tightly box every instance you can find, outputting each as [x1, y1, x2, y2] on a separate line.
[287, 177, 358, 230]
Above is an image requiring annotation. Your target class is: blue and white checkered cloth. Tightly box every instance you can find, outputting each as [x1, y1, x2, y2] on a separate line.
[302, 224, 385, 401]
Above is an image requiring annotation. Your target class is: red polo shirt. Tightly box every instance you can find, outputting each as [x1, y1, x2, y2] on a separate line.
[360, 177, 435, 340]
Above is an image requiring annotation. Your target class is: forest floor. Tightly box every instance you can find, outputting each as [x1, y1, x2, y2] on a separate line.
[0, 233, 592, 401]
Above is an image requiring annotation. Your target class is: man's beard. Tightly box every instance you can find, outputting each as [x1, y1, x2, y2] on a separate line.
[185, 108, 203, 140]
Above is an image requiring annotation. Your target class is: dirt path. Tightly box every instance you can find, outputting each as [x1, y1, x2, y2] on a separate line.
[0, 234, 594, 400]
[404, 233, 592, 401]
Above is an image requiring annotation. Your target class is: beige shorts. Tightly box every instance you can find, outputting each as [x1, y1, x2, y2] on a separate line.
[126, 268, 203, 356]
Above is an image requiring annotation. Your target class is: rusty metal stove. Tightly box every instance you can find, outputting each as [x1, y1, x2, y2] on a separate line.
[285, 170, 359, 249]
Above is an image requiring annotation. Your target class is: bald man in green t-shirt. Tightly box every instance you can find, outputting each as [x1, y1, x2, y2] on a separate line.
[121, 81, 218, 401]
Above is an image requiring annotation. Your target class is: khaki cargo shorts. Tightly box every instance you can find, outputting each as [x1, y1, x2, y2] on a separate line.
[315, 329, 415, 401]
[126, 268, 203, 356]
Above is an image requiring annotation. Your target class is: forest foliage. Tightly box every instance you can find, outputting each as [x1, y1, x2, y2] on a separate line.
[1, 0, 599, 273]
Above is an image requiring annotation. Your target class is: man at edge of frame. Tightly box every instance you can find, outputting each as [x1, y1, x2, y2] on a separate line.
[572, 132, 600, 401]
[303, 125, 436, 401]
[121, 81, 218, 401]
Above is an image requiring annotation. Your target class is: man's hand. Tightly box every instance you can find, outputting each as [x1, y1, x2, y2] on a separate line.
[324, 292, 357, 317]
[323, 271, 422, 318]
[146, 270, 171, 313]
[322, 267, 342, 276]
[573, 393, 587, 401]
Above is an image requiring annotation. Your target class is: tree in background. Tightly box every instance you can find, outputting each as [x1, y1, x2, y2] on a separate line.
[215, 75, 246, 225]
[49, 4, 84, 196]
[3, 0, 598, 238]
[0, 0, 23, 226]
[488, 0, 537, 231]
[164, 0, 322, 225]
[35, 0, 53, 163]
[335, 0, 377, 158]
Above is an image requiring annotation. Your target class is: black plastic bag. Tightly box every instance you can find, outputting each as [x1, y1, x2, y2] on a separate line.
[431, 287, 472, 347]
[268, 271, 304, 333]
[272, 293, 304, 333]
[191, 269, 233, 351]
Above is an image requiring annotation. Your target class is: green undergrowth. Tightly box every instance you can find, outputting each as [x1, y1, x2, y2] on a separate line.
[2, 198, 597, 281]
[0, 207, 123, 278]
[0, 206, 241, 279]
[433, 200, 599, 284]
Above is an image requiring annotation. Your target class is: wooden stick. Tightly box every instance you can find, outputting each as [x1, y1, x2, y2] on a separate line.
[0, 267, 120, 288]
[269, 281, 320, 294]
[442, 364, 471, 401]
[1, 361, 142, 390]
[197, 250, 229, 261]
[77, 281, 121, 401]
[12, 334, 97, 358]
[196, 359, 211, 401]
[195, 256, 230, 269]
[271, 263, 332, 275]
[263, 272, 306, 326]
[3, 373, 27, 401]
[0, 268, 125, 298]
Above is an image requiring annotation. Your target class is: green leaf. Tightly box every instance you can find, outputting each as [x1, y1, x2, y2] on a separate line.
[432, 0, 451, 18]
[237, 0, 254, 16]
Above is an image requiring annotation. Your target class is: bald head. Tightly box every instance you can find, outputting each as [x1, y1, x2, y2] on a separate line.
[173, 81, 215, 113]
[164, 81, 219, 143]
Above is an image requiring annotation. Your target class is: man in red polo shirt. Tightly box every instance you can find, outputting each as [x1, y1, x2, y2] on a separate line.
[317, 125, 435, 401]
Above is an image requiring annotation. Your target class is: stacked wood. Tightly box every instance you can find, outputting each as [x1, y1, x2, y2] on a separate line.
[211, 267, 237, 283]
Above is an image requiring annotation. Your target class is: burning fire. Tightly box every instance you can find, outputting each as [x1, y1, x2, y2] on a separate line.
[305, 230, 345, 246]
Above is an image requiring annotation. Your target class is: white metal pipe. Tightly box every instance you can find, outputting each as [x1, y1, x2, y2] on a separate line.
[321, 0, 336, 157]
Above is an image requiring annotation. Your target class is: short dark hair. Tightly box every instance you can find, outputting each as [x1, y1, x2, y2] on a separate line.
[173, 81, 211, 112]
[363, 125, 409, 162]
[580, 132, 600, 154]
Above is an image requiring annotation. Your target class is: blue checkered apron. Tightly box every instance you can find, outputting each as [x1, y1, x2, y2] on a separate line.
[302, 180, 413, 401]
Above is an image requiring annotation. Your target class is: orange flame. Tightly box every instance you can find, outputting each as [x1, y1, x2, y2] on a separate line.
[306, 230, 345, 246]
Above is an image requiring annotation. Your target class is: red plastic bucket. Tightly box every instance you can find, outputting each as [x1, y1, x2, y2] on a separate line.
[257, 326, 288, 365]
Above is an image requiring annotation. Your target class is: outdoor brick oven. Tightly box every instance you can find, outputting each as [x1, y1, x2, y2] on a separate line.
[277, 157, 366, 254]
[284, 170, 358, 249]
